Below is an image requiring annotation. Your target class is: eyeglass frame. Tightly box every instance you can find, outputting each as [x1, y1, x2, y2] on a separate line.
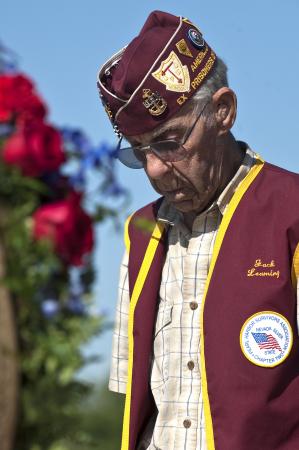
[115, 100, 210, 169]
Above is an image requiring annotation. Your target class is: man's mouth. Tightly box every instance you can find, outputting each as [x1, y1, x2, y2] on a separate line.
[164, 188, 191, 202]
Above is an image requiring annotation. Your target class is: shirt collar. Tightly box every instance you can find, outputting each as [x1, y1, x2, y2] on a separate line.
[157, 142, 257, 226]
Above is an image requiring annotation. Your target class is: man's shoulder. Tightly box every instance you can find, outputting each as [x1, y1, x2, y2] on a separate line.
[257, 162, 299, 217]
[125, 197, 165, 246]
[125, 197, 166, 254]
[264, 161, 299, 179]
[263, 161, 299, 191]
[130, 197, 164, 221]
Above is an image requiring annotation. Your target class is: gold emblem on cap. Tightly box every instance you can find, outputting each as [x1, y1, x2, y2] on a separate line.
[151, 51, 190, 93]
[142, 89, 167, 116]
[176, 39, 193, 58]
[104, 103, 113, 121]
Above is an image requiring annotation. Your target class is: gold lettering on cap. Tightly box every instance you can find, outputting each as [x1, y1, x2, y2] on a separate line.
[190, 46, 209, 73]
[191, 52, 216, 90]
[177, 93, 189, 105]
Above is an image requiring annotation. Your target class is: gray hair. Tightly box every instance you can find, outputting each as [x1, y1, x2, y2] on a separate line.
[189, 56, 228, 114]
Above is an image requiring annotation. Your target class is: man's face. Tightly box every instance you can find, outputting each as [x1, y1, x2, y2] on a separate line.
[129, 106, 224, 215]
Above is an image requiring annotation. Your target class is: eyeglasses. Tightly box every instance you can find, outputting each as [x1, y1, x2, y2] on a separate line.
[115, 101, 209, 169]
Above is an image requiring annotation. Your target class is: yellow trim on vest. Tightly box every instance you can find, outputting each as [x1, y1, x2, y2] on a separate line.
[124, 215, 132, 253]
[200, 157, 265, 450]
[291, 242, 299, 290]
[121, 221, 165, 450]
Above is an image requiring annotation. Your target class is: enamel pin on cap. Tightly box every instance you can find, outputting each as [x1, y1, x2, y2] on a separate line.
[142, 89, 167, 116]
[240, 311, 293, 368]
[187, 28, 205, 49]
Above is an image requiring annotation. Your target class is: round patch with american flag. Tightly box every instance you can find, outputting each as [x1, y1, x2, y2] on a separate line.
[240, 311, 293, 367]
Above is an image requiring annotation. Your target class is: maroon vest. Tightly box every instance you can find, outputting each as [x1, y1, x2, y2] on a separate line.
[122, 161, 299, 450]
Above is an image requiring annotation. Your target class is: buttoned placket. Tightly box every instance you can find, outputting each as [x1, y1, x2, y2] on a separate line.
[149, 205, 221, 450]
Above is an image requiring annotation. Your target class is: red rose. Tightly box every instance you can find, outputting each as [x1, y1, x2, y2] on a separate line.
[2, 123, 65, 177]
[0, 74, 47, 124]
[32, 191, 94, 266]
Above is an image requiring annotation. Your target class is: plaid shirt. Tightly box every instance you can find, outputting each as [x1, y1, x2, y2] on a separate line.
[109, 145, 299, 450]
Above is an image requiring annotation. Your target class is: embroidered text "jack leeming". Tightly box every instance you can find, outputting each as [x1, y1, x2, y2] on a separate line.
[247, 258, 280, 279]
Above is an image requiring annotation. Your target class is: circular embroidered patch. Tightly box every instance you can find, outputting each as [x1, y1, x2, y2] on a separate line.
[240, 311, 293, 367]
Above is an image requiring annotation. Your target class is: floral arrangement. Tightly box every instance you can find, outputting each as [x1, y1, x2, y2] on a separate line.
[0, 43, 127, 450]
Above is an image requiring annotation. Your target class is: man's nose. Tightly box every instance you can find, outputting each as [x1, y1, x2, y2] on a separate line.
[144, 152, 172, 179]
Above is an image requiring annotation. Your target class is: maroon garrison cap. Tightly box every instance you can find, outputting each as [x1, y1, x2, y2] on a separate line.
[97, 10, 217, 137]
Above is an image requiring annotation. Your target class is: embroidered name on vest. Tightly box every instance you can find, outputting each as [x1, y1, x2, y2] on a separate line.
[247, 258, 280, 279]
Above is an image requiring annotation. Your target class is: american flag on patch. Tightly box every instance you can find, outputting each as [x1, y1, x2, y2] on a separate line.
[252, 332, 282, 352]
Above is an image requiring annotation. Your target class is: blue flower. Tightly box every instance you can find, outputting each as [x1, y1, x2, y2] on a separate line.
[41, 299, 60, 319]
[104, 181, 127, 197]
[0, 41, 19, 74]
[68, 170, 86, 189]
[66, 295, 86, 315]
[60, 127, 91, 156]
[0, 123, 14, 137]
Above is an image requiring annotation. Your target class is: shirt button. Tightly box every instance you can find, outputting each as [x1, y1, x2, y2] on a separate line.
[189, 301, 198, 310]
[183, 418, 192, 428]
[187, 360, 195, 370]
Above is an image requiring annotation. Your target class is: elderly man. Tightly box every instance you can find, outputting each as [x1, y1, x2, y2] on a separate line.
[97, 10, 299, 450]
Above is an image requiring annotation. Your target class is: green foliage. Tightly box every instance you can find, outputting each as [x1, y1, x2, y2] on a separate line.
[133, 217, 156, 234]
[45, 383, 125, 450]
[0, 160, 108, 450]
[18, 383, 125, 450]
[0, 62, 130, 450]
[0, 161, 49, 210]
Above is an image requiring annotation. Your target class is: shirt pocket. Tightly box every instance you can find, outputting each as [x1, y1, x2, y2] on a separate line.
[152, 304, 173, 385]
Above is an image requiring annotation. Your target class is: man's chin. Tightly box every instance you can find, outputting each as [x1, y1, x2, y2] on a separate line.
[169, 196, 209, 215]
[169, 198, 196, 212]
[163, 189, 209, 214]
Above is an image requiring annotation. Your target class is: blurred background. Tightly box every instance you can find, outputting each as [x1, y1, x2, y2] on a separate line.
[0, 1, 298, 449]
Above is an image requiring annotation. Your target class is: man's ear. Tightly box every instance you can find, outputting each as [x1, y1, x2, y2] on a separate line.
[212, 87, 237, 135]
